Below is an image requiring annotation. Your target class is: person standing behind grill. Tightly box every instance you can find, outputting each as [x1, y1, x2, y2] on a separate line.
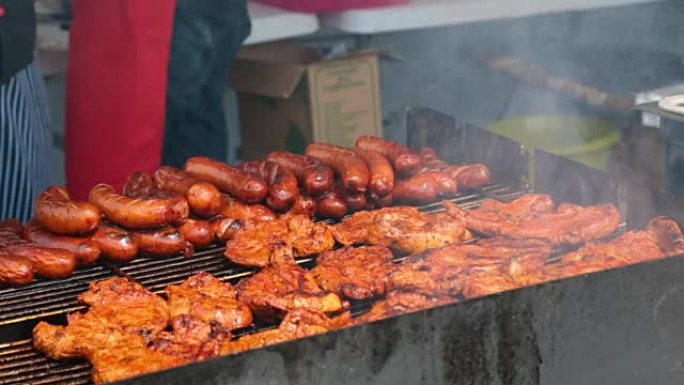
[0, 1, 53, 221]
[162, 0, 251, 168]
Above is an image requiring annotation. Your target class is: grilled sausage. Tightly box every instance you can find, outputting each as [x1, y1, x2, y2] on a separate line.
[352, 148, 394, 198]
[419, 147, 449, 170]
[427, 171, 458, 197]
[343, 190, 368, 212]
[34, 185, 101, 235]
[178, 219, 214, 248]
[24, 220, 101, 265]
[91, 223, 139, 263]
[238, 160, 300, 212]
[356, 136, 422, 174]
[89, 184, 181, 229]
[133, 226, 193, 258]
[185, 157, 268, 203]
[0, 220, 77, 279]
[154, 166, 222, 217]
[306, 143, 369, 192]
[0, 254, 34, 286]
[122, 173, 190, 225]
[366, 191, 393, 209]
[210, 217, 249, 244]
[445, 164, 491, 190]
[122, 171, 155, 199]
[285, 195, 316, 218]
[315, 186, 348, 219]
[267, 151, 335, 197]
[219, 195, 277, 222]
[392, 174, 440, 204]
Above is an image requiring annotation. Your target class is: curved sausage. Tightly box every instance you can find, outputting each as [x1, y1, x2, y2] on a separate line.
[315, 187, 348, 219]
[285, 195, 316, 218]
[0, 254, 34, 286]
[133, 226, 193, 258]
[445, 164, 491, 190]
[428, 171, 458, 197]
[0, 220, 77, 279]
[392, 174, 440, 204]
[122, 171, 155, 199]
[343, 190, 368, 212]
[219, 195, 277, 222]
[356, 136, 422, 174]
[267, 151, 335, 197]
[238, 160, 300, 212]
[306, 143, 369, 192]
[184, 157, 268, 203]
[89, 184, 179, 229]
[91, 223, 139, 263]
[352, 148, 394, 198]
[154, 166, 222, 217]
[178, 219, 214, 248]
[210, 217, 249, 244]
[419, 147, 449, 170]
[34, 186, 101, 235]
[24, 220, 101, 265]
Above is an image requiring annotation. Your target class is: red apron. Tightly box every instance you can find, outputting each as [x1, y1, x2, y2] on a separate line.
[65, 0, 176, 200]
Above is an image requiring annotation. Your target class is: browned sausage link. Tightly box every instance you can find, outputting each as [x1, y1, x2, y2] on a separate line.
[392, 173, 439, 204]
[267, 151, 335, 197]
[219, 195, 277, 222]
[343, 190, 368, 212]
[0, 254, 34, 286]
[149, 190, 190, 226]
[0, 220, 77, 279]
[122, 171, 155, 199]
[418, 147, 449, 171]
[367, 191, 393, 209]
[184, 157, 268, 203]
[427, 171, 458, 197]
[238, 160, 300, 212]
[352, 148, 395, 198]
[34, 185, 101, 235]
[315, 186, 348, 218]
[24, 220, 101, 265]
[306, 143, 370, 192]
[133, 226, 193, 258]
[210, 217, 249, 244]
[445, 164, 492, 190]
[154, 166, 222, 217]
[285, 195, 316, 218]
[91, 223, 139, 263]
[356, 136, 422, 174]
[178, 219, 214, 248]
[88, 184, 175, 229]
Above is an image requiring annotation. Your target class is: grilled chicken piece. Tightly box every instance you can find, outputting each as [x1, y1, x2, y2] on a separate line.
[311, 246, 395, 300]
[354, 292, 456, 325]
[236, 245, 346, 319]
[221, 309, 351, 356]
[225, 215, 335, 267]
[90, 340, 186, 384]
[149, 315, 229, 362]
[166, 272, 253, 331]
[461, 194, 621, 245]
[332, 203, 471, 254]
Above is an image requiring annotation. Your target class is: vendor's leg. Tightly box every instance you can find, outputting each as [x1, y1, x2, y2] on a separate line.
[163, 0, 250, 167]
[0, 60, 53, 221]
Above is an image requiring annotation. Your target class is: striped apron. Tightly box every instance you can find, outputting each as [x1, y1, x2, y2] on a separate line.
[0, 60, 53, 222]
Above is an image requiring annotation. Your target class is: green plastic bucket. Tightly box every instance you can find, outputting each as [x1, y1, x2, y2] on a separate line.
[487, 115, 621, 187]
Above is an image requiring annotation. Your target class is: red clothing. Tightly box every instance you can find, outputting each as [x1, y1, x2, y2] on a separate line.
[66, 0, 176, 200]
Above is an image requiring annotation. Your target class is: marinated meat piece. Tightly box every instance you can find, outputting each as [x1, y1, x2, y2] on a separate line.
[354, 292, 456, 325]
[311, 246, 395, 300]
[221, 309, 351, 356]
[166, 272, 253, 331]
[332, 203, 471, 254]
[457, 263, 521, 299]
[236, 246, 346, 319]
[150, 315, 229, 362]
[646, 216, 684, 257]
[461, 194, 621, 245]
[90, 341, 186, 384]
[225, 215, 334, 267]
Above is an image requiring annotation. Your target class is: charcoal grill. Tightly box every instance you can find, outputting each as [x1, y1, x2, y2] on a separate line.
[2, 110, 679, 385]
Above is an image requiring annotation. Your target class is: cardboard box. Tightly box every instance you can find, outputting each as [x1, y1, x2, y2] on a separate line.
[230, 40, 382, 160]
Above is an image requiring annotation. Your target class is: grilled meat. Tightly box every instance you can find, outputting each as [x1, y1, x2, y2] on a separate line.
[221, 309, 351, 356]
[225, 215, 334, 267]
[332, 202, 471, 254]
[461, 194, 621, 245]
[311, 246, 395, 300]
[355, 292, 456, 325]
[236, 245, 346, 319]
[166, 272, 253, 331]
[90, 341, 186, 384]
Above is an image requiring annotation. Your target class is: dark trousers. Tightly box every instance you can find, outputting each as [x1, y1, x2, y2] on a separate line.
[162, 0, 251, 168]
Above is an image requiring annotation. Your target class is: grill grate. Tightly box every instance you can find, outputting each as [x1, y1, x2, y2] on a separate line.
[0, 184, 526, 385]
